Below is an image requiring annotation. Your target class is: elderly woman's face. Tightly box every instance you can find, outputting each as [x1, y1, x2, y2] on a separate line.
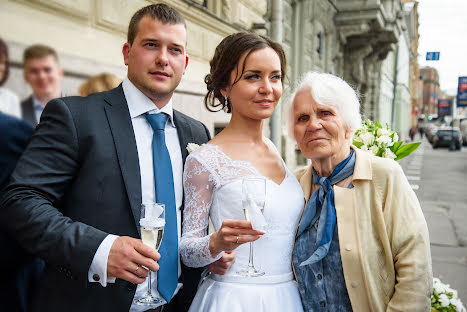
[293, 88, 351, 160]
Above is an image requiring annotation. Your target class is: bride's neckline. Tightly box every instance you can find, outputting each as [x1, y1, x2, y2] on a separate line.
[204, 143, 288, 186]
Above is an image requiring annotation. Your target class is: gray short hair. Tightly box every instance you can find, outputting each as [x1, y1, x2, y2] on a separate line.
[288, 71, 362, 139]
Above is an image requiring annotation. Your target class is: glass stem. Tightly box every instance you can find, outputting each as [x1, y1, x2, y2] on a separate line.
[147, 271, 152, 297]
[248, 242, 254, 269]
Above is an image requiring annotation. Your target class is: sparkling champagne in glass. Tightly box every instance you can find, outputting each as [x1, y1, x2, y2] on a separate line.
[238, 177, 266, 277]
[134, 202, 165, 307]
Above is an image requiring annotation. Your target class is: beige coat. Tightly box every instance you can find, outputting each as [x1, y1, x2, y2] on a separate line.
[294, 146, 432, 312]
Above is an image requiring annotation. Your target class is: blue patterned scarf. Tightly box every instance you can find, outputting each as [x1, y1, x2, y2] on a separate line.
[297, 149, 355, 266]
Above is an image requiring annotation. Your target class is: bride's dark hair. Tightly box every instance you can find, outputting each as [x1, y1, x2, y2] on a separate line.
[204, 32, 286, 113]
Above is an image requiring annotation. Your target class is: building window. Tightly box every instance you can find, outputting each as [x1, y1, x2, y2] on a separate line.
[295, 148, 307, 166]
[317, 32, 323, 59]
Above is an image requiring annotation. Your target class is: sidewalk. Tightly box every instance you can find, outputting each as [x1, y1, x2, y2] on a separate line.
[399, 137, 467, 304]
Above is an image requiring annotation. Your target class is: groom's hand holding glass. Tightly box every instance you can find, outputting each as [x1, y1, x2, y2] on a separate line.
[208, 219, 264, 257]
[107, 236, 160, 284]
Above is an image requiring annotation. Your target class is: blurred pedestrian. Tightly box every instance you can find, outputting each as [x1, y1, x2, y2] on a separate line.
[21, 44, 63, 126]
[419, 125, 424, 139]
[409, 126, 417, 141]
[79, 72, 121, 96]
[0, 38, 21, 118]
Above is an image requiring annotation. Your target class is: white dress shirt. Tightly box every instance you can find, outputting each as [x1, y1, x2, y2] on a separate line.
[88, 78, 184, 311]
[32, 95, 44, 124]
[32, 92, 65, 124]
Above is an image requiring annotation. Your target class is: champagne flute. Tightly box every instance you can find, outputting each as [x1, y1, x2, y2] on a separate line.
[134, 202, 165, 307]
[237, 177, 266, 277]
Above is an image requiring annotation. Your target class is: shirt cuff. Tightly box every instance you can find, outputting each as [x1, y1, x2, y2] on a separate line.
[88, 234, 118, 286]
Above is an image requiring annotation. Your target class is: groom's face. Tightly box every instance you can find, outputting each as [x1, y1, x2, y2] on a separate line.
[123, 16, 188, 108]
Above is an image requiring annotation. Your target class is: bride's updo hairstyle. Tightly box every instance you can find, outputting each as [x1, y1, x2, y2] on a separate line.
[204, 32, 286, 113]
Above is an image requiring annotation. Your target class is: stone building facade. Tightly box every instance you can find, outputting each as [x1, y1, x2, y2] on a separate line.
[280, 0, 413, 167]
[403, 0, 421, 128]
[420, 66, 441, 117]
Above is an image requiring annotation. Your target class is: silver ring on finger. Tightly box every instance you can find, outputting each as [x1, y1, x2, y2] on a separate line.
[236, 235, 239, 244]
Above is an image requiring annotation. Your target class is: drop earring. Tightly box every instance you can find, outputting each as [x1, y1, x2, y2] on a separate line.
[223, 96, 229, 113]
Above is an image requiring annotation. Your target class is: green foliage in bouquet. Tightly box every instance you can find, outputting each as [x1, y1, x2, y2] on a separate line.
[352, 120, 421, 161]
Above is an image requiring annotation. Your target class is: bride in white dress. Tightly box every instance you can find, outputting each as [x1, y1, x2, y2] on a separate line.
[179, 32, 304, 312]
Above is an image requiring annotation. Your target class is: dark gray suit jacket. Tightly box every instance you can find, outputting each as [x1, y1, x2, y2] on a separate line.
[20, 96, 37, 127]
[1, 85, 210, 312]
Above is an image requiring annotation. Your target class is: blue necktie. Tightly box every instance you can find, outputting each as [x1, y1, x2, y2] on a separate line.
[144, 113, 178, 303]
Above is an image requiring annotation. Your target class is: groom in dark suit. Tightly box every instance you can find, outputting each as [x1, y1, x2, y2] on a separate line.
[1, 4, 232, 312]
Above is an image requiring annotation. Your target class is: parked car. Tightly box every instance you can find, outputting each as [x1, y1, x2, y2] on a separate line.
[432, 128, 462, 150]
[425, 124, 439, 143]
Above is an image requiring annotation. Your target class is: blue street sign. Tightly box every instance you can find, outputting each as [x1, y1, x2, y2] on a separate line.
[430, 93, 437, 98]
[426, 52, 440, 61]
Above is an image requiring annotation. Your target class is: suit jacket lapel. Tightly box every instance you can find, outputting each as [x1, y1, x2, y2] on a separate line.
[21, 97, 37, 127]
[104, 86, 142, 231]
[173, 110, 193, 165]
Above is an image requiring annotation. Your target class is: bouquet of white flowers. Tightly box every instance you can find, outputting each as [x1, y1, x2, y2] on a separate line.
[431, 278, 466, 312]
[352, 119, 421, 161]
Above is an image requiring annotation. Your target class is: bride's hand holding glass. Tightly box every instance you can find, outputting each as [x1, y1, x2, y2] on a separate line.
[208, 219, 264, 258]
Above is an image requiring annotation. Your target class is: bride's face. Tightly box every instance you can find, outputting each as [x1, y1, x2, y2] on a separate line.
[222, 47, 283, 120]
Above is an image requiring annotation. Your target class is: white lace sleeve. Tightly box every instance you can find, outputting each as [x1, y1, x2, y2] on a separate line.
[180, 154, 223, 268]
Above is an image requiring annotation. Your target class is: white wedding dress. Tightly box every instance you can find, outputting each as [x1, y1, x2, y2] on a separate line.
[180, 143, 304, 312]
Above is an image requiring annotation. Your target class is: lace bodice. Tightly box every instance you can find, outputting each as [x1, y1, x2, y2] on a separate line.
[180, 143, 305, 277]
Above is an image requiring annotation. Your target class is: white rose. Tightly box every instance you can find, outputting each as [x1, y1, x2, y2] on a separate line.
[353, 129, 365, 142]
[186, 143, 201, 154]
[451, 298, 465, 311]
[382, 148, 396, 159]
[369, 145, 379, 155]
[360, 145, 369, 151]
[376, 135, 394, 148]
[361, 132, 374, 146]
[439, 294, 450, 307]
[377, 128, 391, 137]
[434, 281, 448, 294]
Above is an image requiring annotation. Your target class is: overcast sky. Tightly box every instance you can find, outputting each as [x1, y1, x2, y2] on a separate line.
[417, 0, 467, 95]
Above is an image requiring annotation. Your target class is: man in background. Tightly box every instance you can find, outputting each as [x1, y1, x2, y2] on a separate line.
[21, 44, 63, 126]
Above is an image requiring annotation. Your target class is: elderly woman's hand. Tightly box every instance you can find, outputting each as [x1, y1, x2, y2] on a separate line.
[209, 219, 264, 257]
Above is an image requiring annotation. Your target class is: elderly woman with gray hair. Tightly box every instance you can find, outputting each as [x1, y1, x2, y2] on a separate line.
[290, 72, 432, 311]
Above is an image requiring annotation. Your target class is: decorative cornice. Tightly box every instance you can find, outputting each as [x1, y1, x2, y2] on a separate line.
[16, 0, 91, 20]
